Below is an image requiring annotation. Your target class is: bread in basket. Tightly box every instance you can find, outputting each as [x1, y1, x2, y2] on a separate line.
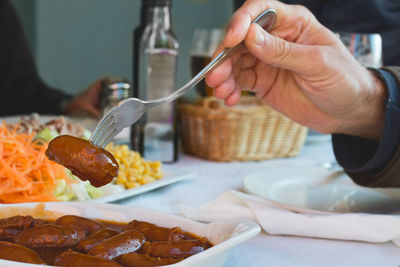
[178, 96, 308, 161]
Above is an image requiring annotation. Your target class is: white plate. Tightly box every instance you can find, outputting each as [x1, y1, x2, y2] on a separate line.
[93, 168, 193, 203]
[0, 202, 261, 267]
[0, 114, 128, 141]
[0, 114, 97, 128]
[0, 115, 192, 203]
[242, 163, 400, 214]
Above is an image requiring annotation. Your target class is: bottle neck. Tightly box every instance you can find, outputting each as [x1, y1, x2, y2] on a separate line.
[145, 6, 171, 30]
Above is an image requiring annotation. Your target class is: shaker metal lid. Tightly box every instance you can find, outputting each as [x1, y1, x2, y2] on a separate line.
[108, 82, 130, 90]
[102, 77, 130, 90]
[101, 78, 130, 100]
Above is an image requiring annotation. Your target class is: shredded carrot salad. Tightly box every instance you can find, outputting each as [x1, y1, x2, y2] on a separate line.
[0, 122, 70, 203]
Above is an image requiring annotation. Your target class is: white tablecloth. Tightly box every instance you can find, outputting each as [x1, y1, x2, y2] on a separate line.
[118, 139, 400, 267]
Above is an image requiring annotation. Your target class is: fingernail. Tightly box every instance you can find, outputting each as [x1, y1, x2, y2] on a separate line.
[254, 28, 264, 46]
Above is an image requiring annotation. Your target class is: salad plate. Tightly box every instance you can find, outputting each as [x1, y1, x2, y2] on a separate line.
[242, 162, 400, 214]
[0, 114, 129, 141]
[0, 202, 261, 267]
[92, 167, 193, 203]
[0, 114, 192, 203]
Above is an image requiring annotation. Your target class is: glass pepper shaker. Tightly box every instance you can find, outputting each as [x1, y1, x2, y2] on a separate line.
[100, 77, 131, 116]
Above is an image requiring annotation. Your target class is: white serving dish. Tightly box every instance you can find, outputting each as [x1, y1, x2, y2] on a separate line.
[0, 202, 261, 267]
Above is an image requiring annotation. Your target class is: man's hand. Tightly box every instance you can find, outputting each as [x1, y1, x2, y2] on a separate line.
[206, 0, 386, 140]
[62, 79, 103, 118]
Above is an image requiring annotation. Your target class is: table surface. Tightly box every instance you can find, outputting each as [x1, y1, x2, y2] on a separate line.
[3, 115, 399, 266]
[118, 137, 400, 267]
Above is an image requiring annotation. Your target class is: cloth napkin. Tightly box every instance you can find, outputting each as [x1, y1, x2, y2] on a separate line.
[179, 190, 400, 246]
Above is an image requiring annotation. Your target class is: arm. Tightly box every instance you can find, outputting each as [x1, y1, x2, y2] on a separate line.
[206, 0, 400, 187]
[333, 67, 400, 187]
[0, 0, 102, 117]
[207, 0, 386, 140]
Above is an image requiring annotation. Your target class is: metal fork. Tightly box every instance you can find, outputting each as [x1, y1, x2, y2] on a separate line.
[90, 9, 277, 148]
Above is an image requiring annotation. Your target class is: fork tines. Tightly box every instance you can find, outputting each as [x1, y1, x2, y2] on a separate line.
[90, 108, 118, 148]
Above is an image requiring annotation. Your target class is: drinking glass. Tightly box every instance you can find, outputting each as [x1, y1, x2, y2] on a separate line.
[338, 32, 383, 68]
[190, 29, 224, 97]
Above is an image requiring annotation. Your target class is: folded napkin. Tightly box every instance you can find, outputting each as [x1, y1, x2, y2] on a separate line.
[179, 190, 400, 246]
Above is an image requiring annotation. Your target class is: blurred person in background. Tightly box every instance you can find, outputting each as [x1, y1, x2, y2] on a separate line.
[0, 0, 102, 117]
[207, 0, 400, 187]
[234, 0, 400, 65]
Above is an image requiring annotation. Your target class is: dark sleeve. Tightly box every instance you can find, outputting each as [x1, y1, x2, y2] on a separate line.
[332, 66, 400, 187]
[0, 0, 72, 116]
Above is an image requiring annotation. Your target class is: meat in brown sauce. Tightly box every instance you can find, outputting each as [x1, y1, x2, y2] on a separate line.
[32, 218, 51, 227]
[125, 220, 185, 242]
[45, 135, 119, 187]
[142, 240, 211, 258]
[88, 230, 146, 260]
[14, 224, 85, 248]
[0, 241, 46, 264]
[76, 228, 120, 252]
[117, 252, 182, 267]
[54, 249, 123, 267]
[56, 215, 106, 235]
[0, 214, 212, 266]
[0, 215, 33, 240]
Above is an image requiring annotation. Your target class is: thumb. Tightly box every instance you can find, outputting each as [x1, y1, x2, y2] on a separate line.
[246, 24, 316, 73]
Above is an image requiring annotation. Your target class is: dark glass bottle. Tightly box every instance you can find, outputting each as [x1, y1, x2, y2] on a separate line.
[131, 0, 179, 163]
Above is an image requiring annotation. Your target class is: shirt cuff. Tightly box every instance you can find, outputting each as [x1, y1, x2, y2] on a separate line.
[332, 68, 400, 175]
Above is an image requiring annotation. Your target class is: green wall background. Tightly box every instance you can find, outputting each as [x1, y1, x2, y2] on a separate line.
[11, 0, 234, 96]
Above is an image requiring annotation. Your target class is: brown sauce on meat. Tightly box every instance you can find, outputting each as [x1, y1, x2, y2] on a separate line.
[56, 215, 106, 235]
[55, 250, 123, 267]
[118, 252, 182, 267]
[0, 215, 213, 266]
[142, 240, 210, 258]
[45, 135, 119, 187]
[0, 215, 34, 240]
[0, 241, 46, 264]
[76, 228, 120, 252]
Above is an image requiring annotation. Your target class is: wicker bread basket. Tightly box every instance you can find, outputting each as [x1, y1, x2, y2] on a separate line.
[178, 96, 308, 161]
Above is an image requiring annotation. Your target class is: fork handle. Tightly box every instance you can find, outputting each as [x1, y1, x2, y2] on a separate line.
[145, 9, 277, 108]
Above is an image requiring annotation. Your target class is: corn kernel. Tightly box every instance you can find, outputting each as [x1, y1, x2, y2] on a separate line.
[105, 143, 164, 189]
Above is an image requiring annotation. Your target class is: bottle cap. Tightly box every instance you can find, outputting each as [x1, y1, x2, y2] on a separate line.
[144, 0, 171, 7]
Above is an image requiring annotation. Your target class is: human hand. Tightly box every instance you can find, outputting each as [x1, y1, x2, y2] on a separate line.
[62, 79, 103, 118]
[206, 0, 386, 140]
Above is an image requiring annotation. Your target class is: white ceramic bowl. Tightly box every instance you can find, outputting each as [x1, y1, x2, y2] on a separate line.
[0, 202, 261, 267]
